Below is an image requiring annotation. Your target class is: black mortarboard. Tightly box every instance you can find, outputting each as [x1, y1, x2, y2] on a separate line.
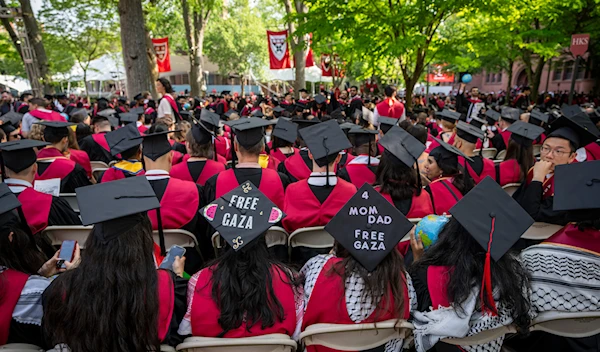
[295, 102, 307, 111]
[221, 90, 231, 95]
[76, 177, 160, 243]
[437, 109, 460, 123]
[0, 122, 16, 135]
[314, 95, 326, 105]
[97, 109, 117, 118]
[429, 137, 472, 162]
[501, 107, 520, 122]
[561, 104, 585, 118]
[547, 114, 600, 149]
[35, 120, 76, 139]
[134, 130, 176, 161]
[299, 120, 352, 167]
[507, 121, 544, 147]
[553, 161, 600, 214]
[133, 93, 143, 101]
[105, 123, 142, 157]
[224, 110, 238, 119]
[129, 106, 145, 115]
[485, 109, 500, 122]
[456, 121, 484, 144]
[227, 117, 273, 149]
[200, 109, 221, 131]
[292, 118, 321, 130]
[251, 109, 265, 118]
[299, 89, 308, 93]
[339, 122, 357, 131]
[118, 96, 127, 103]
[530, 109, 549, 124]
[378, 116, 398, 134]
[0, 111, 23, 126]
[201, 181, 285, 251]
[272, 118, 298, 144]
[330, 108, 345, 121]
[348, 127, 377, 146]
[273, 106, 286, 114]
[0, 183, 22, 229]
[191, 120, 215, 145]
[325, 184, 414, 272]
[379, 125, 426, 167]
[0, 139, 50, 173]
[469, 116, 487, 129]
[118, 112, 139, 124]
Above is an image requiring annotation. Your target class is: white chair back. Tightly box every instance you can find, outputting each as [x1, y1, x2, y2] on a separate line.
[0, 344, 44, 351]
[42, 226, 94, 248]
[530, 311, 600, 338]
[521, 222, 564, 240]
[92, 168, 108, 181]
[495, 149, 507, 161]
[152, 229, 199, 249]
[300, 319, 413, 351]
[90, 161, 109, 169]
[501, 183, 521, 196]
[441, 325, 516, 346]
[265, 227, 289, 248]
[474, 148, 498, 159]
[160, 345, 176, 352]
[59, 193, 79, 213]
[288, 226, 334, 249]
[176, 334, 296, 352]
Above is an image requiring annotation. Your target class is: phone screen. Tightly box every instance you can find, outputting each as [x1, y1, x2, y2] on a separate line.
[159, 245, 186, 270]
[58, 240, 77, 269]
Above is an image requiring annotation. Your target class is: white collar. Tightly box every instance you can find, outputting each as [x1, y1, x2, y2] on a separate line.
[136, 121, 142, 127]
[4, 178, 33, 193]
[348, 155, 380, 165]
[308, 172, 338, 186]
[145, 169, 170, 180]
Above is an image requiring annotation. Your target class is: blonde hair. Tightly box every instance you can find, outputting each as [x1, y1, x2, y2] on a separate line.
[174, 121, 191, 142]
[28, 124, 45, 141]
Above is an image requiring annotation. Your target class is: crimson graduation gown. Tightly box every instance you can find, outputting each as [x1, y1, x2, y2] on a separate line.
[425, 177, 464, 215]
[78, 132, 114, 165]
[35, 148, 91, 193]
[278, 149, 312, 183]
[458, 155, 496, 184]
[170, 160, 225, 186]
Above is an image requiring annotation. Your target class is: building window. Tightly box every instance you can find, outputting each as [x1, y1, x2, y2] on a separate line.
[485, 73, 490, 83]
[182, 74, 189, 85]
[576, 60, 587, 79]
[497, 73, 502, 82]
[563, 61, 574, 80]
[553, 65, 563, 81]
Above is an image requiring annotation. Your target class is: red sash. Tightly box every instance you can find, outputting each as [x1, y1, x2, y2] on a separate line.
[526, 168, 554, 199]
[36, 149, 76, 181]
[16, 187, 53, 234]
[283, 152, 312, 181]
[458, 156, 496, 184]
[92, 133, 111, 153]
[496, 159, 521, 186]
[138, 125, 149, 134]
[344, 163, 376, 188]
[148, 178, 199, 230]
[427, 177, 463, 215]
[585, 142, 600, 161]
[67, 149, 92, 178]
[376, 187, 434, 219]
[191, 265, 296, 337]
[171, 151, 184, 166]
[157, 269, 175, 342]
[427, 266, 452, 308]
[375, 98, 404, 118]
[216, 168, 285, 210]
[28, 109, 66, 122]
[270, 147, 298, 163]
[170, 160, 225, 186]
[544, 223, 600, 255]
[162, 95, 182, 121]
[100, 167, 125, 182]
[282, 179, 356, 233]
[302, 257, 409, 352]
[0, 269, 29, 345]
[215, 137, 231, 160]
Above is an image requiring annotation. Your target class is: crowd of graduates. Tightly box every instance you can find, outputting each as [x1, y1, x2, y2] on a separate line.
[0, 77, 599, 352]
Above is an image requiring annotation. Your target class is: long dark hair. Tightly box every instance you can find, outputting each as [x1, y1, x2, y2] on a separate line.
[413, 218, 531, 332]
[43, 217, 159, 352]
[375, 150, 421, 199]
[0, 220, 47, 275]
[157, 78, 174, 94]
[504, 139, 534, 181]
[330, 242, 406, 322]
[435, 156, 472, 195]
[207, 236, 298, 336]
[271, 135, 293, 149]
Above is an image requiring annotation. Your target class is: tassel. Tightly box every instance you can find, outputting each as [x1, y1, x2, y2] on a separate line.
[156, 208, 166, 256]
[480, 216, 498, 316]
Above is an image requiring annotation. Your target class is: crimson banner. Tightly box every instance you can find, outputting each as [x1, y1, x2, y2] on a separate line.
[267, 30, 292, 69]
[305, 33, 315, 67]
[427, 64, 454, 83]
[152, 37, 171, 73]
[321, 54, 332, 76]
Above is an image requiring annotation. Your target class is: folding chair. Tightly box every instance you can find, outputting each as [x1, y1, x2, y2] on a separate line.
[501, 183, 521, 197]
[90, 161, 109, 170]
[441, 325, 516, 346]
[0, 344, 44, 351]
[176, 334, 297, 352]
[160, 345, 176, 352]
[42, 225, 93, 248]
[521, 222, 564, 240]
[495, 149, 507, 161]
[493, 159, 502, 165]
[300, 319, 413, 351]
[92, 167, 108, 181]
[530, 311, 600, 338]
[288, 226, 334, 264]
[474, 148, 498, 160]
[59, 193, 79, 213]
[265, 226, 289, 248]
[153, 229, 199, 250]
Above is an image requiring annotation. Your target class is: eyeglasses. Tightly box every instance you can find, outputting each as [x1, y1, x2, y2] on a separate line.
[540, 145, 571, 157]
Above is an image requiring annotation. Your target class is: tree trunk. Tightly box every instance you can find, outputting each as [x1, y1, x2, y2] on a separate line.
[182, 0, 205, 97]
[505, 58, 514, 105]
[282, 0, 306, 98]
[145, 29, 158, 98]
[530, 57, 546, 103]
[118, 0, 153, 98]
[19, 0, 51, 94]
[0, 0, 23, 61]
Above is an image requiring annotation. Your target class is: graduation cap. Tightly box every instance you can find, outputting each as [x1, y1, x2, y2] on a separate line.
[76, 177, 161, 244]
[117, 96, 128, 103]
[129, 106, 145, 115]
[200, 109, 221, 132]
[133, 93, 144, 101]
[35, 120, 76, 139]
[314, 94, 326, 105]
[0, 122, 16, 135]
[191, 119, 216, 146]
[379, 125, 426, 168]
[201, 181, 285, 251]
[295, 102, 307, 111]
[221, 90, 231, 95]
[226, 117, 274, 149]
[348, 127, 378, 166]
[485, 109, 500, 123]
[530, 109, 549, 124]
[273, 106, 286, 114]
[429, 137, 472, 162]
[469, 116, 487, 129]
[105, 123, 142, 157]
[339, 122, 357, 131]
[293, 118, 321, 130]
[500, 107, 520, 122]
[547, 114, 600, 149]
[561, 104, 585, 118]
[251, 109, 265, 118]
[224, 110, 238, 119]
[449, 176, 534, 314]
[0, 183, 22, 230]
[437, 109, 460, 123]
[553, 161, 600, 221]
[298, 89, 308, 93]
[507, 121, 544, 147]
[97, 109, 117, 118]
[0, 111, 23, 126]
[378, 116, 398, 134]
[118, 112, 139, 124]
[180, 110, 192, 120]
[133, 130, 176, 161]
[300, 119, 351, 167]
[0, 139, 50, 174]
[456, 121, 484, 144]
[325, 184, 414, 272]
[272, 118, 298, 144]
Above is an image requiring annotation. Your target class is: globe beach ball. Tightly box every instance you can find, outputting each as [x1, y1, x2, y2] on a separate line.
[462, 74, 472, 84]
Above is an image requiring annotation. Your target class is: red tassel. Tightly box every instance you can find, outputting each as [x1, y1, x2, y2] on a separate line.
[480, 217, 499, 316]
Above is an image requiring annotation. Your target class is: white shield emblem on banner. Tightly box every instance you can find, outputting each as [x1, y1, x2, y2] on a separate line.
[269, 34, 287, 61]
[154, 44, 167, 62]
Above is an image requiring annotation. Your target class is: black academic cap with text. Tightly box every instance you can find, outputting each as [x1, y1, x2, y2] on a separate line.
[314, 95, 326, 105]
[272, 118, 298, 144]
[437, 109, 460, 123]
[299, 119, 352, 167]
[0, 182, 22, 229]
[201, 181, 285, 251]
[325, 184, 414, 272]
[118, 112, 139, 124]
[133, 130, 176, 161]
[561, 104, 585, 118]
[227, 117, 273, 149]
[105, 123, 142, 157]
[0, 139, 49, 173]
[485, 109, 500, 122]
[76, 177, 160, 243]
[449, 177, 534, 261]
[379, 125, 426, 168]
[378, 116, 398, 133]
[501, 107, 520, 122]
[430, 137, 473, 162]
[530, 109, 550, 124]
[548, 114, 600, 148]
[507, 121, 544, 147]
[553, 161, 600, 213]
[0, 111, 23, 125]
[456, 121, 484, 144]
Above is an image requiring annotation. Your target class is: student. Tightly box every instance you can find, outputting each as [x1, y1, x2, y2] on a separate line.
[411, 178, 533, 352]
[489, 107, 519, 152]
[278, 119, 320, 182]
[205, 117, 289, 209]
[513, 112, 600, 225]
[65, 127, 92, 179]
[426, 109, 459, 152]
[283, 120, 357, 233]
[0, 184, 80, 347]
[20, 98, 66, 138]
[495, 121, 543, 186]
[454, 121, 496, 184]
[301, 185, 415, 351]
[43, 177, 187, 351]
[99, 123, 145, 182]
[78, 116, 114, 164]
[269, 118, 299, 163]
[424, 138, 472, 215]
[0, 122, 21, 142]
[375, 125, 433, 218]
[179, 183, 302, 339]
[337, 127, 379, 188]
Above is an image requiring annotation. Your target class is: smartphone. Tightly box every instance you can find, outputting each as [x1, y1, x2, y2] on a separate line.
[58, 240, 77, 269]
[159, 245, 186, 270]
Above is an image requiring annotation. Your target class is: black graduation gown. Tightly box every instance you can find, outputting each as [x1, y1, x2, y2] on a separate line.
[335, 165, 374, 184]
[36, 162, 92, 193]
[512, 181, 569, 226]
[47, 196, 82, 226]
[490, 133, 507, 152]
[203, 168, 290, 203]
[8, 316, 45, 347]
[78, 134, 113, 164]
[172, 142, 187, 154]
[277, 149, 313, 183]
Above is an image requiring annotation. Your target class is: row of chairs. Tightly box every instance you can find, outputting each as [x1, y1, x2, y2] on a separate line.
[475, 144, 542, 162]
[3, 311, 598, 352]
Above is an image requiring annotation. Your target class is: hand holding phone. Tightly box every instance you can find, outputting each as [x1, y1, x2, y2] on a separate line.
[58, 240, 77, 269]
[159, 245, 186, 276]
